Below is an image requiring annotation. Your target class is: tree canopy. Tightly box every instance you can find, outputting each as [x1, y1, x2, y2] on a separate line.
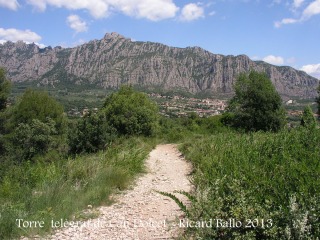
[300, 105, 316, 129]
[224, 71, 286, 132]
[102, 86, 158, 136]
[8, 89, 65, 133]
[68, 112, 117, 154]
[316, 83, 320, 118]
[0, 68, 11, 112]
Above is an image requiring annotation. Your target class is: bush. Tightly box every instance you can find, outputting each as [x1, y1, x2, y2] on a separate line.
[7, 89, 66, 133]
[316, 83, 320, 117]
[226, 71, 286, 132]
[102, 86, 158, 136]
[0, 137, 155, 239]
[179, 128, 320, 239]
[8, 118, 58, 161]
[68, 112, 117, 154]
[0, 67, 11, 112]
[300, 105, 316, 129]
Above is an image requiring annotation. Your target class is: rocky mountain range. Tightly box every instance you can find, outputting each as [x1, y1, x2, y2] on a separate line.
[0, 32, 318, 98]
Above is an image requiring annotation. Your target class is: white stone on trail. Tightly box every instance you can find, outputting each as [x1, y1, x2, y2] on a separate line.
[48, 144, 192, 240]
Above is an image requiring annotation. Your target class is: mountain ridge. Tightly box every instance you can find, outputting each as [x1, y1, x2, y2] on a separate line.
[0, 32, 318, 98]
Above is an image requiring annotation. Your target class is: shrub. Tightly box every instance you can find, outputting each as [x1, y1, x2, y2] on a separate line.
[8, 118, 59, 162]
[226, 71, 286, 132]
[68, 112, 117, 154]
[102, 86, 158, 136]
[300, 105, 316, 129]
[179, 128, 320, 238]
[316, 83, 320, 117]
[0, 67, 11, 112]
[7, 89, 66, 133]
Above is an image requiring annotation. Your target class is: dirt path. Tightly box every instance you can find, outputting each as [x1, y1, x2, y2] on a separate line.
[50, 144, 192, 240]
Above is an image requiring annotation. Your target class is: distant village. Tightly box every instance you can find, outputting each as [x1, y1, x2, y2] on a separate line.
[66, 93, 316, 120]
[66, 93, 228, 118]
[148, 93, 227, 117]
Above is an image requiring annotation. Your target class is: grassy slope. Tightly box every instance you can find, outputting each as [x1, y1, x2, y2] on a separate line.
[0, 137, 156, 239]
[179, 128, 320, 239]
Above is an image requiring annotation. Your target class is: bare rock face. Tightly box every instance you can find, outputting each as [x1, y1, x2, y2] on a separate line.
[0, 32, 318, 98]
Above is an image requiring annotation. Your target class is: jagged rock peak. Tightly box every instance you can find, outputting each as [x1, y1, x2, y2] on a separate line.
[103, 32, 127, 40]
[0, 32, 318, 98]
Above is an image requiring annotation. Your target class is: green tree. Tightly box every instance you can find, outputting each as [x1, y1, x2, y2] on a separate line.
[10, 118, 58, 161]
[0, 68, 11, 154]
[68, 112, 117, 154]
[102, 86, 158, 136]
[225, 71, 286, 132]
[300, 105, 316, 129]
[8, 89, 65, 133]
[0, 68, 11, 112]
[316, 83, 320, 118]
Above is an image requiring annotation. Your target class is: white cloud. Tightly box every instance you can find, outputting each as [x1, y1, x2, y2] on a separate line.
[253, 56, 297, 66]
[274, 18, 298, 28]
[263, 55, 285, 65]
[67, 15, 88, 33]
[302, 0, 320, 19]
[26, 0, 179, 21]
[293, 0, 305, 8]
[27, 0, 110, 18]
[0, 0, 19, 10]
[114, 0, 179, 21]
[26, 0, 46, 11]
[301, 63, 320, 79]
[276, 0, 320, 27]
[0, 28, 42, 42]
[180, 3, 205, 22]
[34, 42, 46, 48]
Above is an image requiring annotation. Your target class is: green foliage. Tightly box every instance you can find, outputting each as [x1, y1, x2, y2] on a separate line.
[9, 118, 58, 161]
[68, 112, 117, 154]
[0, 137, 155, 239]
[226, 71, 286, 132]
[156, 190, 191, 217]
[300, 105, 316, 129]
[0, 89, 67, 161]
[316, 83, 320, 117]
[158, 114, 228, 143]
[102, 86, 158, 136]
[179, 128, 320, 239]
[8, 89, 65, 133]
[0, 68, 11, 112]
[0, 68, 11, 154]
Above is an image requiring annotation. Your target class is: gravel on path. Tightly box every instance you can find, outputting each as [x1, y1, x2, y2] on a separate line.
[48, 144, 192, 240]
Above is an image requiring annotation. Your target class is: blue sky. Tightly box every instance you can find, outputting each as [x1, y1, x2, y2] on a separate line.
[0, 0, 319, 78]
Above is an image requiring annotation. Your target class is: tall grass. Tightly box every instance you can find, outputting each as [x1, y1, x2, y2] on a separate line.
[0, 137, 155, 239]
[179, 128, 320, 239]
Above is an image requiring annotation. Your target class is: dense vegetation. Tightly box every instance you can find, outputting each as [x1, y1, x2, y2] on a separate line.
[316, 84, 320, 117]
[0, 68, 319, 239]
[160, 72, 320, 239]
[0, 68, 11, 112]
[102, 86, 158, 136]
[223, 71, 286, 132]
[0, 70, 158, 239]
[0, 137, 155, 238]
[179, 128, 320, 239]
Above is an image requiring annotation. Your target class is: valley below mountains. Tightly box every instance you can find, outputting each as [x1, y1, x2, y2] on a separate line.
[0, 32, 318, 98]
